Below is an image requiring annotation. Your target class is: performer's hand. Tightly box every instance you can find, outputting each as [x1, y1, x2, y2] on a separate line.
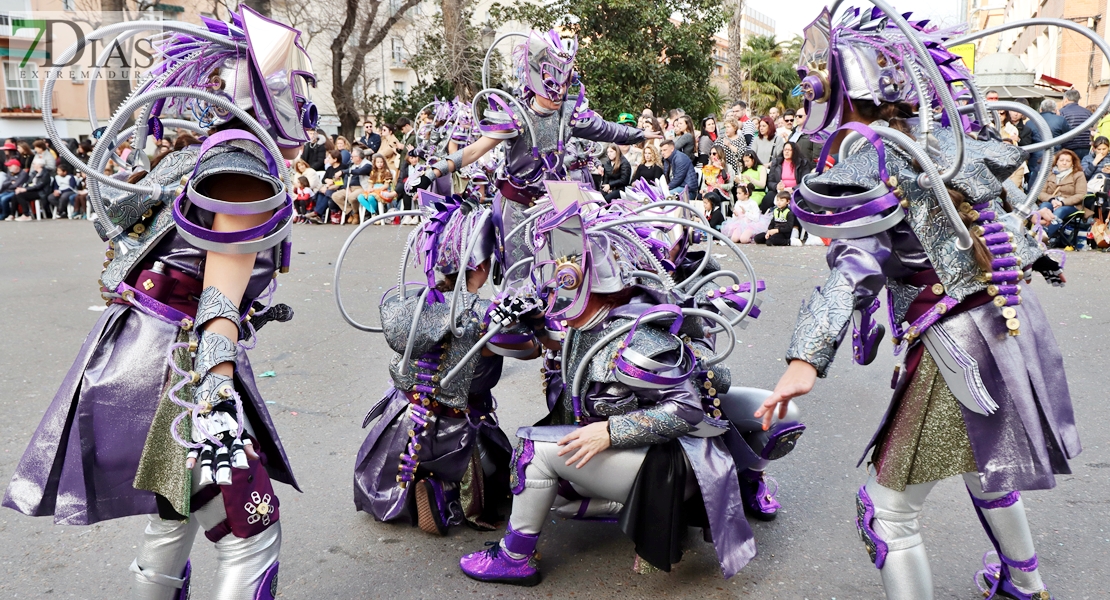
[557, 421, 611, 468]
[756, 360, 817, 431]
[643, 131, 664, 140]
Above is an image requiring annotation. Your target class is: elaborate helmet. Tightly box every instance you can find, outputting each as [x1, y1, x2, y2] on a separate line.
[142, 7, 319, 149]
[795, 6, 967, 139]
[514, 29, 578, 102]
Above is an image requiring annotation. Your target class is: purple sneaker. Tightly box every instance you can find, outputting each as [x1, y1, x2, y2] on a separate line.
[975, 551, 1053, 600]
[739, 470, 781, 521]
[460, 525, 541, 586]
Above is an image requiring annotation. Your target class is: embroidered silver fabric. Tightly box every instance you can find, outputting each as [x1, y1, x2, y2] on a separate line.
[195, 330, 237, 375]
[531, 110, 564, 157]
[98, 148, 202, 238]
[587, 322, 681, 383]
[887, 280, 923, 328]
[386, 293, 488, 409]
[379, 294, 455, 357]
[591, 384, 638, 416]
[701, 363, 732, 394]
[100, 207, 178, 292]
[193, 372, 234, 407]
[785, 268, 855, 377]
[809, 124, 1034, 302]
[195, 286, 241, 331]
[608, 406, 696, 449]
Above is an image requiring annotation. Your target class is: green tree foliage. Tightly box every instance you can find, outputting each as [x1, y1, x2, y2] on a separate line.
[492, 0, 722, 121]
[736, 34, 803, 115]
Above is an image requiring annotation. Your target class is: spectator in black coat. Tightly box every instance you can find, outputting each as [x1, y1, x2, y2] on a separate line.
[300, 129, 329, 171]
[0, 159, 29, 220]
[599, 144, 631, 201]
[10, 158, 51, 221]
[766, 142, 813, 195]
[1059, 89, 1093, 159]
[358, 119, 382, 153]
[631, 144, 665, 184]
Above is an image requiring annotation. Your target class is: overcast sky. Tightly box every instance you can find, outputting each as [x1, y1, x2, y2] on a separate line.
[765, 0, 964, 41]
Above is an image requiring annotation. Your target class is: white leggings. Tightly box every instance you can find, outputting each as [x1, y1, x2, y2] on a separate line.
[131, 467, 281, 599]
[508, 442, 696, 535]
[865, 472, 1043, 599]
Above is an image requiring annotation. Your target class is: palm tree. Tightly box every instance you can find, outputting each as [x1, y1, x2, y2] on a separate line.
[737, 34, 803, 114]
[727, 0, 745, 103]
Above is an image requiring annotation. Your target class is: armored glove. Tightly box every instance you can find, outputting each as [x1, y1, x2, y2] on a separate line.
[1031, 254, 1065, 287]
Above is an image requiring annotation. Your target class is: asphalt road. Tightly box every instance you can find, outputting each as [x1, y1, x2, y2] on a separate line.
[1, 221, 1107, 599]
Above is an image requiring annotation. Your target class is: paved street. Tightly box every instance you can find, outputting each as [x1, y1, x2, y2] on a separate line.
[1, 221, 1107, 599]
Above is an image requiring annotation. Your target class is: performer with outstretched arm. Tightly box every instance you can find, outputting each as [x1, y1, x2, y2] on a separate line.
[753, 5, 1104, 599]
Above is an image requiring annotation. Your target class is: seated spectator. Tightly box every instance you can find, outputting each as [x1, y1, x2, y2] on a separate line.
[738, 150, 769, 209]
[631, 144, 664, 184]
[333, 147, 372, 224]
[719, 117, 747, 172]
[766, 141, 813, 195]
[721, 183, 768, 243]
[293, 158, 321, 191]
[306, 149, 345, 223]
[703, 192, 726, 231]
[699, 145, 736, 209]
[0, 159, 28, 220]
[660, 140, 699, 199]
[672, 116, 696, 159]
[293, 176, 313, 217]
[698, 116, 719, 159]
[599, 144, 631, 201]
[1036, 149, 1087, 230]
[33, 140, 56, 170]
[335, 136, 353, 168]
[357, 153, 398, 223]
[1081, 136, 1110, 179]
[72, 171, 88, 219]
[754, 191, 796, 246]
[10, 158, 52, 221]
[50, 163, 78, 219]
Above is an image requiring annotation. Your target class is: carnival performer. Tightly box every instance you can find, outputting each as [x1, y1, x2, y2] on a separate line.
[352, 191, 535, 535]
[3, 8, 318, 599]
[756, 6, 1100, 599]
[458, 184, 804, 585]
[425, 29, 658, 272]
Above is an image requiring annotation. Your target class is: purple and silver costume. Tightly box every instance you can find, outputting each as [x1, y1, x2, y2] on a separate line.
[457, 183, 804, 585]
[786, 4, 1110, 598]
[351, 192, 516, 535]
[4, 8, 317, 599]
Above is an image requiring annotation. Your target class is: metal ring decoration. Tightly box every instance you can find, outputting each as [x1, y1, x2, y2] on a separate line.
[680, 308, 737, 365]
[448, 209, 495, 338]
[959, 101, 1054, 217]
[593, 215, 760, 328]
[950, 17, 1110, 153]
[870, 125, 973, 250]
[334, 210, 425, 332]
[79, 88, 287, 250]
[471, 88, 540, 152]
[628, 200, 715, 291]
[481, 31, 530, 90]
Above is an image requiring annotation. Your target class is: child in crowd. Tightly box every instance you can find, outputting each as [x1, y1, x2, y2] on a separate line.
[753, 191, 795, 246]
[293, 175, 313, 218]
[721, 183, 768, 243]
[51, 163, 78, 219]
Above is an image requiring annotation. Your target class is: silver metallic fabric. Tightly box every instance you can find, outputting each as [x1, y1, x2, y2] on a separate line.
[863, 476, 936, 600]
[966, 476, 1045, 593]
[608, 405, 698, 449]
[786, 267, 855, 377]
[131, 463, 282, 600]
[507, 441, 650, 535]
[194, 331, 238, 375]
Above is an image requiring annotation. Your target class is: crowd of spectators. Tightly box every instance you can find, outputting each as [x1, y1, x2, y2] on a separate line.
[7, 88, 1110, 251]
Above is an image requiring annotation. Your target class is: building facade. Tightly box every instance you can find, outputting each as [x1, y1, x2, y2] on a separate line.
[968, 0, 1109, 105]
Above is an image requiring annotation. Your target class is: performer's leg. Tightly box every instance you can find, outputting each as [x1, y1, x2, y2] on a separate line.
[460, 439, 647, 585]
[719, 387, 805, 520]
[130, 515, 200, 600]
[191, 484, 282, 600]
[963, 473, 1049, 598]
[858, 476, 938, 600]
